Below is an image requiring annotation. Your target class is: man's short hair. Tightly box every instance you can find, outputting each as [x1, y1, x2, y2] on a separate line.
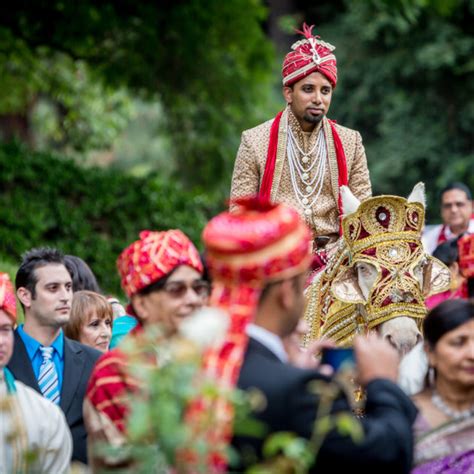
[440, 182, 472, 202]
[15, 247, 66, 298]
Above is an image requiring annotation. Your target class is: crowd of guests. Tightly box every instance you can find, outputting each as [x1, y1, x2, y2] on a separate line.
[2, 17, 472, 472]
[0, 190, 472, 473]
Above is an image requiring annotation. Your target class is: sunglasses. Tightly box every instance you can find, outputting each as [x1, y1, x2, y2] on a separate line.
[161, 280, 211, 299]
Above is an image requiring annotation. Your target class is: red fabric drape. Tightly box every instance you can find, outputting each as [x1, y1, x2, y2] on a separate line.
[328, 119, 348, 235]
[258, 111, 283, 201]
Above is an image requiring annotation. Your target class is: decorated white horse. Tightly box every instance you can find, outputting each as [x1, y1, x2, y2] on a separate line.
[304, 183, 450, 355]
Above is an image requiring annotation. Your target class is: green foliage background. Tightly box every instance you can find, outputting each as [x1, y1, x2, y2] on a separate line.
[0, 144, 223, 294]
[312, 0, 474, 220]
[0, 0, 473, 295]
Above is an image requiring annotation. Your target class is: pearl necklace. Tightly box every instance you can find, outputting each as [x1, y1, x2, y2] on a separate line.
[431, 390, 474, 420]
[287, 116, 327, 218]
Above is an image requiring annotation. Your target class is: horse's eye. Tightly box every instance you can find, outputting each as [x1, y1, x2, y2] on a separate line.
[356, 263, 371, 275]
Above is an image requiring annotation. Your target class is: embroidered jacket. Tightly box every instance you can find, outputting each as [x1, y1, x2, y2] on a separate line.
[230, 109, 372, 238]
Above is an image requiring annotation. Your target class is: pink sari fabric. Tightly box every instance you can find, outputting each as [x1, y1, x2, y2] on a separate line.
[412, 414, 474, 473]
[425, 283, 467, 310]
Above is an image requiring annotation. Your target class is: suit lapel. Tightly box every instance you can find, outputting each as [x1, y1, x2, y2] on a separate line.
[7, 330, 40, 392]
[60, 337, 84, 415]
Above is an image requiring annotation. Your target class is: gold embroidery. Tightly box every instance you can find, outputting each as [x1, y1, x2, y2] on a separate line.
[305, 193, 450, 345]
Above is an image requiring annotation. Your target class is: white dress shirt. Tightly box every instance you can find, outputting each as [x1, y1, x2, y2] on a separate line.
[246, 324, 288, 363]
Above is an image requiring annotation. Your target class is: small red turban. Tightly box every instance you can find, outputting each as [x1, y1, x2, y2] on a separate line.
[282, 23, 337, 88]
[117, 230, 203, 298]
[0, 273, 16, 324]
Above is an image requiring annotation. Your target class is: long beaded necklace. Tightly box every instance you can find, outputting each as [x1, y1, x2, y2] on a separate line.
[431, 389, 474, 420]
[287, 115, 327, 218]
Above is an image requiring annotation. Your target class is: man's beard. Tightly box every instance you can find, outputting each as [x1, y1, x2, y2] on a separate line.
[303, 112, 324, 125]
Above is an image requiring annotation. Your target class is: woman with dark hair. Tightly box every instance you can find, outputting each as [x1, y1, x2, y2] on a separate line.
[411, 299, 474, 473]
[64, 255, 101, 293]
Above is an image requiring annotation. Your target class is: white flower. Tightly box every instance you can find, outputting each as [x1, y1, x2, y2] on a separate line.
[179, 307, 229, 349]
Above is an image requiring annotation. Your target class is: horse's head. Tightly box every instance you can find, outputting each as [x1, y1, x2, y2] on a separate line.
[328, 183, 450, 355]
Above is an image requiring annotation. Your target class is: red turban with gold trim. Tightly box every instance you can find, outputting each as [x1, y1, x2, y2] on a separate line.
[117, 230, 203, 298]
[282, 23, 337, 88]
[186, 198, 311, 469]
[0, 272, 16, 324]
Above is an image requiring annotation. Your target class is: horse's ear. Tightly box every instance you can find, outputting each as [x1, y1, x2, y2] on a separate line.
[407, 182, 426, 208]
[423, 256, 451, 297]
[331, 267, 366, 304]
[341, 186, 361, 216]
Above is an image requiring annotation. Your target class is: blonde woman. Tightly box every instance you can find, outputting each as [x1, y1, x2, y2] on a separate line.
[65, 291, 113, 352]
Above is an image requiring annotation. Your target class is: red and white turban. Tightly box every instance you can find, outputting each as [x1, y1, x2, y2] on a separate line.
[117, 230, 203, 298]
[282, 23, 337, 88]
[0, 272, 16, 324]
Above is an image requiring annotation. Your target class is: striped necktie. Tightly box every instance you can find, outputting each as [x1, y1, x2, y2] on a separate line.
[38, 346, 60, 405]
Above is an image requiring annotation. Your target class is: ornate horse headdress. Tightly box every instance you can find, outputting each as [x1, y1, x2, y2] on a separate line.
[307, 183, 450, 346]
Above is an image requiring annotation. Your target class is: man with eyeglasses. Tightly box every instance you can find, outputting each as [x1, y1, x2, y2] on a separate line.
[423, 182, 474, 254]
[84, 229, 208, 470]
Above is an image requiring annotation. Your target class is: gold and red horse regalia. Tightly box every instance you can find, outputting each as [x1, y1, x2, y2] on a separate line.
[304, 183, 450, 348]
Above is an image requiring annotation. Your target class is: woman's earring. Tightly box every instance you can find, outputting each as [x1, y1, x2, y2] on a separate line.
[428, 366, 436, 387]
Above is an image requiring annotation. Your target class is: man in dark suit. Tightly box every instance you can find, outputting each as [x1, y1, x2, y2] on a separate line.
[202, 198, 418, 473]
[7, 247, 101, 465]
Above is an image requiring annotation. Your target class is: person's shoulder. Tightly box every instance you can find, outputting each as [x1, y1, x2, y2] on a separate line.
[242, 117, 275, 138]
[242, 342, 326, 390]
[90, 347, 128, 379]
[331, 121, 360, 138]
[64, 336, 102, 362]
[86, 347, 138, 401]
[16, 380, 66, 421]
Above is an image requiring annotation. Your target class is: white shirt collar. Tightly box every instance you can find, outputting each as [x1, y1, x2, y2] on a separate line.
[246, 324, 288, 363]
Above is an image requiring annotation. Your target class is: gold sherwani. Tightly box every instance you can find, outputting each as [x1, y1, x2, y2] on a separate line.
[230, 109, 372, 238]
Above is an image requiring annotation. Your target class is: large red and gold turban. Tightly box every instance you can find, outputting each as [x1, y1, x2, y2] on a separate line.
[282, 23, 337, 88]
[186, 198, 312, 469]
[0, 272, 16, 324]
[117, 230, 203, 298]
